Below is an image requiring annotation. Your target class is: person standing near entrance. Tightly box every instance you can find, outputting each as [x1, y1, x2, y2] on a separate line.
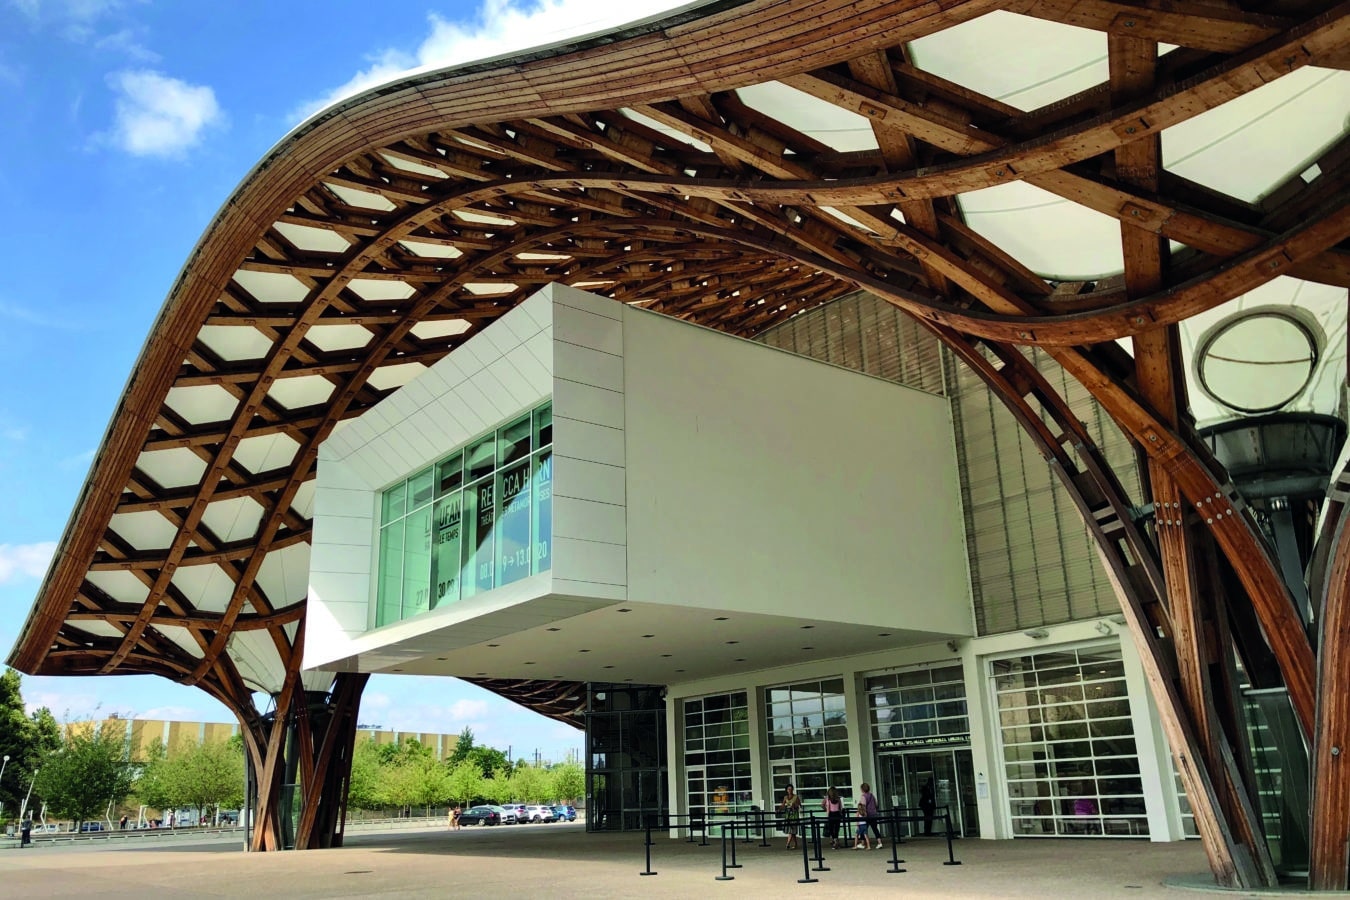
[777, 783, 802, 850]
[858, 782, 882, 849]
[920, 778, 937, 835]
[19, 815, 32, 848]
[822, 786, 843, 850]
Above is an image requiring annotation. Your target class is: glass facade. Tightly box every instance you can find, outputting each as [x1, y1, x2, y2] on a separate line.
[993, 644, 1148, 837]
[375, 402, 553, 626]
[866, 665, 969, 749]
[764, 678, 852, 804]
[586, 684, 667, 832]
[683, 692, 752, 826]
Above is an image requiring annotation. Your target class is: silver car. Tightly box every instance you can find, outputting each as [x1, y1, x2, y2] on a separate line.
[525, 805, 556, 823]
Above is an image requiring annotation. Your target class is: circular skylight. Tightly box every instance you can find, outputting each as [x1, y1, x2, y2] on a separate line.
[1196, 311, 1318, 414]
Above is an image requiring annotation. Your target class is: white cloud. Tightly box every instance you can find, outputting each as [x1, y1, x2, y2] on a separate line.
[294, 0, 691, 121]
[0, 541, 56, 584]
[94, 27, 158, 62]
[107, 69, 222, 158]
[449, 698, 490, 720]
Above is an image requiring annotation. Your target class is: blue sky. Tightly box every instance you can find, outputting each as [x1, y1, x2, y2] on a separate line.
[0, 0, 688, 764]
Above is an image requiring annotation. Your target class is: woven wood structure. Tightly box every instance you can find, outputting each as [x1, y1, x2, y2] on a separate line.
[7, 0, 1350, 882]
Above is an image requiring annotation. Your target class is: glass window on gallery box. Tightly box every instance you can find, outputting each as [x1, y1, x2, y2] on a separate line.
[532, 449, 552, 575]
[462, 476, 495, 598]
[496, 458, 531, 587]
[376, 521, 405, 626]
[431, 490, 462, 609]
[401, 503, 432, 617]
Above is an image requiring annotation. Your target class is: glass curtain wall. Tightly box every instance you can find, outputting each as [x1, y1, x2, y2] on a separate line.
[993, 644, 1149, 837]
[866, 665, 970, 748]
[764, 679, 852, 806]
[586, 684, 667, 832]
[376, 402, 552, 626]
[683, 692, 751, 828]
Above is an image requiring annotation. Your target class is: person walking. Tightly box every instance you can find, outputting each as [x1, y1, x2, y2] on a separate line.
[449, 804, 462, 831]
[777, 783, 802, 850]
[853, 793, 871, 850]
[822, 786, 843, 850]
[119, 814, 129, 831]
[859, 782, 882, 849]
[919, 778, 937, 836]
[19, 815, 32, 848]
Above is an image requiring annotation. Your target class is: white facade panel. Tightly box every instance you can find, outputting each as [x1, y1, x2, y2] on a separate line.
[552, 456, 626, 506]
[553, 496, 627, 546]
[554, 341, 624, 392]
[553, 417, 625, 468]
[553, 379, 624, 429]
[622, 307, 972, 635]
[552, 536, 626, 586]
[554, 303, 624, 355]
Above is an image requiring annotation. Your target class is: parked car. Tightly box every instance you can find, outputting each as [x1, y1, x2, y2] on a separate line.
[458, 805, 502, 826]
[79, 821, 104, 833]
[506, 803, 529, 824]
[552, 805, 577, 822]
[525, 805, 555, 823]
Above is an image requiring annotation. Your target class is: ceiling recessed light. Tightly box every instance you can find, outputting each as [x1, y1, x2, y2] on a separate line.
[603, 665, 614, 669]
[734, 658, 746, 662]
[617, 608, 632, 613]
[624, 677, 633, 682]
[714, 616, 729, 621]
[802, 647, 814, 651]
[675, 669, 685, 673]
[553, 675, 562, 679]
[476, 672, 487, 676]
[641, 634, 654, 638]
[487, 643, 500, 648]
[579, 649, 591, 653]
[436, 657, 447, 661]
[546, 627, 561, 632]
[800, 625, 815, 630]
[660, 654, 672, 658]
[877, 632, 892, 637]
[725, 640, 739, 645]
[524, 661, 535, 665]
[392, 668, 403, 672]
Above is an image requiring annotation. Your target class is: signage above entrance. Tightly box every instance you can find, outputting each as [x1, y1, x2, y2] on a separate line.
[876, 733, 971, 751]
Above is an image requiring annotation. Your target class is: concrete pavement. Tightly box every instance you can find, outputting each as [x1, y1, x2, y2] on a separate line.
[0, 820, 1332, 898]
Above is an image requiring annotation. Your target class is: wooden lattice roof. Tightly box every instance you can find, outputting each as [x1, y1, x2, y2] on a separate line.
[7, 0, 1348, 729]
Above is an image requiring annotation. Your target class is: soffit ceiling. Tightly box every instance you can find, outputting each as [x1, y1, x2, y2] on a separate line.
[8, 0, 1347, 725]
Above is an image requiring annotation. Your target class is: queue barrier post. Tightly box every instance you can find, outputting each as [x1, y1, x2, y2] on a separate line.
[809, 812, 829, 873]
[715, 826, 734, 881]
[943, 810, 962, 866]
[640, 814, 656, 876]
[728, 817, 742, 869]
[758, 808, 770, 847]
[885, 811, 907, 874]
[797, 813, 817, 884]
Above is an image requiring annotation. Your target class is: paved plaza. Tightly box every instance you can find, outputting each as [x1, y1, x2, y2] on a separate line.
[0, 823, 1330, 899]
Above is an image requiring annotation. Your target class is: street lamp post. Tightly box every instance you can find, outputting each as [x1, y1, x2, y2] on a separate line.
[0, 753, 9, 818]
[19, 769, 38, 822]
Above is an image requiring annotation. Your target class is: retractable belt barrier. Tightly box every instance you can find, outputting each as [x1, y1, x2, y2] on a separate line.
[638, 805, 962, 882]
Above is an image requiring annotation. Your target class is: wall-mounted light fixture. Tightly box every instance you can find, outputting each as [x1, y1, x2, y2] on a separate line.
[1023, 628, 1049, 640]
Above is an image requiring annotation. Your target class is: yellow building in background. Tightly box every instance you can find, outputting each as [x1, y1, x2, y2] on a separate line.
[83, 714, 459, 761]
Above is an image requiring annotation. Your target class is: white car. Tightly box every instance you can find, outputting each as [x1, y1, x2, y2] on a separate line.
[525, 805, 556, 823]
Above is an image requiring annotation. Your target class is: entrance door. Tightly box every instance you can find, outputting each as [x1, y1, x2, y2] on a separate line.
[876, 749, 979, 838]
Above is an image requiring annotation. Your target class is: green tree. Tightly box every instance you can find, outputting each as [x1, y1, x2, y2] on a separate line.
[510, 763, 549, 803]
[167, 739, 244, 821]
[482, 767, 513, 804]
[0, 669, 62, 818]
[548, 762, 585, 804]
[445, 759, 483, 806]
[132, 738, 172, 811]
[346, 738, 384, 811]
[467, 744, 510, 778]
[32, 722, 134, 828]
[446, 727, 475, 767]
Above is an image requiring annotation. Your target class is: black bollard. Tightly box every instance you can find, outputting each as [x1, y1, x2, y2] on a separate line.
[886, 812, 907, 874]
[686, 812, 696, 843]
[700, 813, 709, 847]
[728, 818, 742, 869]
[640, 814, 657, 876]
[943, 811, 962, 865]
[716, 827, 734, 881]
[741, 809, 753, 843]
[758, 808, 770, 847]
[810, 812, 830, 872]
